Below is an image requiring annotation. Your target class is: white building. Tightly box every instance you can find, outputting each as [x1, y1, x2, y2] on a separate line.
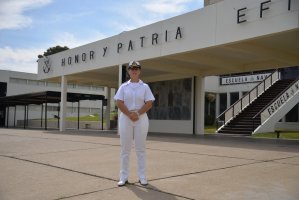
[36, 0, 299, 134]
[2, 0, 299, 135]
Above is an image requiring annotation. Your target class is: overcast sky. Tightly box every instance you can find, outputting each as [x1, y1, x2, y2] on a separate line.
[0, 0, 204, 74]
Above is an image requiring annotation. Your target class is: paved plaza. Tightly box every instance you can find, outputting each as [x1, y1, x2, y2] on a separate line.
[0, 128, 299, 200]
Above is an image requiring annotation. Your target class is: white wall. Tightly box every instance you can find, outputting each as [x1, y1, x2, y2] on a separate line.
[204, 76, 259, 94]
[38, 0, 299, 80]
[149, 120, 193, 134]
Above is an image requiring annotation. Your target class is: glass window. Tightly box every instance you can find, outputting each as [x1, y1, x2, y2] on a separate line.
[148, 78, 192, 120]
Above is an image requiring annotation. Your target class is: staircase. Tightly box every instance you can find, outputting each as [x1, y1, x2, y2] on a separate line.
[217, 79, 295, 135]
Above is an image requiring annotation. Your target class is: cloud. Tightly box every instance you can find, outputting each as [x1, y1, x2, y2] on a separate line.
[143, 0, 194, 15]
[0, 31, 107, 73]
[52, 32, 107, 48]
[0, 0, 52, 30]
[0, 46, 42, 73]
[108, 0, 200, 33]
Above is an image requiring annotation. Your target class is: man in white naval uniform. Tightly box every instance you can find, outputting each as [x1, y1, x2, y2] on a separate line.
[114, 61, 155, 187]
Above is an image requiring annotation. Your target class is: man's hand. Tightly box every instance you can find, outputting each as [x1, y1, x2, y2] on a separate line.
[129, 112, 139, 122]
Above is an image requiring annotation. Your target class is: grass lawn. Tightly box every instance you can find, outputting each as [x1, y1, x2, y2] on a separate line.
[204, 126, 217, 134]
[252, 132, 299, 139]
[204, 126, 299, 140]
[65, 114, 100, 121]
[45, 113, 118, 122]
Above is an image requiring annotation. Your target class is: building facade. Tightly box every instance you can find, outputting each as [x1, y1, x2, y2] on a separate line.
[32, 0, 299, 134]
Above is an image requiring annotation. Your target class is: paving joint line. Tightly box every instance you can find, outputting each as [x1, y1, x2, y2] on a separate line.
[262, 155, 299, 166]
[16, 146, 110, 157]
[0, 133, 120, 147]
[1, 152, 196, 200]
[264, 155, 299, 162]
[53, 183, 195, 200]
[148, 148, 299, 163]
[53, 186, 117, 200]
[147, 147, 261, 161]
[0, 154, 116, 182]
[148, 155, 299, 182]
[149, 160, 265, 182]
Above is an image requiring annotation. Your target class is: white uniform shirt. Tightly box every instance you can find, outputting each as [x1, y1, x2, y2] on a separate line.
[114, 80, 155, 111]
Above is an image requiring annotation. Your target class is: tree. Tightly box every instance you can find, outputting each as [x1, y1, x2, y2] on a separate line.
[38, 45, 69, 58]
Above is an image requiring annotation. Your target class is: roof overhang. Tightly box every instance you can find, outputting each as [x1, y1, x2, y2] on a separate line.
[38, 0, 299, 87]
[0, 91, 105, 106]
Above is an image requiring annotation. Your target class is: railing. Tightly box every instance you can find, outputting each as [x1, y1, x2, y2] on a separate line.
[252, 77, 299, 131]
[216, 69, 280, 130]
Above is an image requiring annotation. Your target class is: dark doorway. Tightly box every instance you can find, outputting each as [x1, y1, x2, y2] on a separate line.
[230, 92, 239, 106]
[0, 82, 7, 127]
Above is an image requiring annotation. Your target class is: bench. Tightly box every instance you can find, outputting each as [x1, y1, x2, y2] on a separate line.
[274, 122, 299, 138]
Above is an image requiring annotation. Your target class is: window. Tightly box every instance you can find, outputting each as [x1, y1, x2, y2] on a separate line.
[147, 78, 192, 120]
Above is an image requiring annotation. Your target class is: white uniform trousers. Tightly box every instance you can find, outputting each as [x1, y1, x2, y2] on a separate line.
[119, 112, 149, 181]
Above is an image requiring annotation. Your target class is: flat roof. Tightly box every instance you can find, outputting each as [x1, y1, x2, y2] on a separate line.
[0, 91, 105, 107]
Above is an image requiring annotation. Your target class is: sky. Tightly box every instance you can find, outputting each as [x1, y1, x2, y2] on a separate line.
[0, 0, 204, 74]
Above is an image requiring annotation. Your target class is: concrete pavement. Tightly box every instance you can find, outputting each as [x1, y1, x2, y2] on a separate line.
[0, 128, 299, 200]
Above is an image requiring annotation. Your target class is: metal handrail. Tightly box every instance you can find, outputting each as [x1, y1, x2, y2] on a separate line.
[216, 69, 280, 130]
[252, 77, 299, 131]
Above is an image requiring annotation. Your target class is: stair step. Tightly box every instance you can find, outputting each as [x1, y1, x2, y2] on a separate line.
[218, 78, 296, 135]
[218, 130, 252, 134]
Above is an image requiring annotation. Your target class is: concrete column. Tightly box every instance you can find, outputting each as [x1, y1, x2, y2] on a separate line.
[227, 92, 230, 107]
[195, 76, 205, 135]
[117, 64, 124, 134]
[215, 93, 220, 117]
[60, 75, 67, 131]
[105, 87, 111, 130]
[119, 64, 124, 86]
[282, 116, 286, 122]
